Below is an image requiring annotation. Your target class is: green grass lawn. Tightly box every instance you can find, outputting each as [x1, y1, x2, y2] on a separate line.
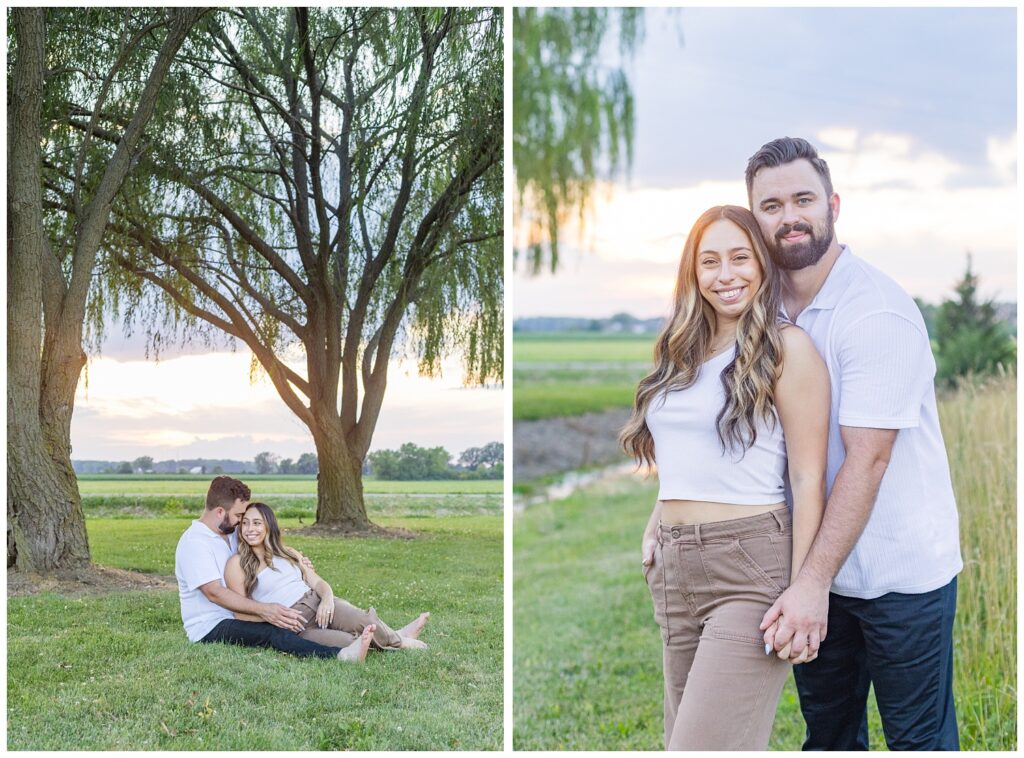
[514, 375, 1016, 750]
[76, 476, 502, 496]
[8, 514, 502, 750]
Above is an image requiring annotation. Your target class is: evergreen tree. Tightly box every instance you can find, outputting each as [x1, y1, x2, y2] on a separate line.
[934, 255, 1015, 386]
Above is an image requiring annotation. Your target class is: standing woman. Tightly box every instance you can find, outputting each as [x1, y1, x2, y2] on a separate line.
[621, 205, 829, 750]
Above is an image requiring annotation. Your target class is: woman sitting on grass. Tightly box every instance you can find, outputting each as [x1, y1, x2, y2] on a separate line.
[224, 502, 430, 663]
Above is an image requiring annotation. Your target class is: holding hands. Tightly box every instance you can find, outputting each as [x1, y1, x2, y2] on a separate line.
[759, 576, 829, 664]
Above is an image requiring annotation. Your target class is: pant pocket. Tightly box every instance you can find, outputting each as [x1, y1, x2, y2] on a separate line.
[728, 535, 786, 596]
[645, 542, 670, 638]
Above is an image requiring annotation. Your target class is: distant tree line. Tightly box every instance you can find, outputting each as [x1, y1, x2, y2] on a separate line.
[368, 441, 503, 480]
[81, 443, 503, 480]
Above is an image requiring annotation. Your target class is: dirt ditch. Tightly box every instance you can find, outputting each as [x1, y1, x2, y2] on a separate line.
[513, 407, 633, 483]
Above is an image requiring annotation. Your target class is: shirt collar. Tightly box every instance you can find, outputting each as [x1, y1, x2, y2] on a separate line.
[782, 244, 854, 320]
[191, 519, 231, 542]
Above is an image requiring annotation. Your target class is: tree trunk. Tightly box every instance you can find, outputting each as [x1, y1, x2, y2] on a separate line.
[7, 8, 203, 571]
[7, 9, 91, 570]
[311, 418, 372, 530]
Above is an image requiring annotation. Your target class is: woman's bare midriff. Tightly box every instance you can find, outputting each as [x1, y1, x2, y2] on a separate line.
[659, 499, 785, 525]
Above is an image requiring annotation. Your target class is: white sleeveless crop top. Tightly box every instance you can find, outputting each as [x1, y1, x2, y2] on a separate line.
[645, 347, 787, 504]
[250, 554, 309, 607]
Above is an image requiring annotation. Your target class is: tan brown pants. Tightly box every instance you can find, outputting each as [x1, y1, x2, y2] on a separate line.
[290, 589, 403, 651]
[644, 508, 793, 750]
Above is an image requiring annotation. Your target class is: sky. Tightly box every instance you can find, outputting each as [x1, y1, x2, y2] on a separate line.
[60, 7, 1018, 460]
[514, 7, 1018, 319]
[71, 329, 502, 463]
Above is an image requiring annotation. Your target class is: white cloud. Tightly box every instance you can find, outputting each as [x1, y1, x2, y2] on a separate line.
[516, 128, 1016, 317]
[72, 351, 502, 460]
[986, 132, 1017, 183]
[817, 127, 859, 152]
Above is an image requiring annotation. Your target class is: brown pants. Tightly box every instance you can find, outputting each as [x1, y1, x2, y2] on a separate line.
[645, 508, 793, 750]
[290, 589, 403, 651]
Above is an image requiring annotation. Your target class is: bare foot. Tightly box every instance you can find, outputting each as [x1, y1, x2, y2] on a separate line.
[337, 624, 375, 663]
[399, 636, 428, 650]
[399, 612, 430, 639]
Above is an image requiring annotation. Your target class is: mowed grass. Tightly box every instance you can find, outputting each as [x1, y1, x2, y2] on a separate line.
[77, 475, 501, 496]
[514, 332, 653, 421]
[8, 513, 502, 750]
[513, 373, 1015, 750]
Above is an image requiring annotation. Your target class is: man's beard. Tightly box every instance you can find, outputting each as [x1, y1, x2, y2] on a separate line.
[767, 208, 835, 271]
[217, 517, 236, 535]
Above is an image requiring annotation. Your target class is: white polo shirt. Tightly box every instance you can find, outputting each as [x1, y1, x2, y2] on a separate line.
[785, 246, 962, 599]
[174, 520, 239, 641]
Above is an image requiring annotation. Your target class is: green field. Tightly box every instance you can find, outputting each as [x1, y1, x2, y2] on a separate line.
[80, 494, 501, 520]
[9, 509, 502, 750]
[514, 374, 1016, 750]
[513, 332, 656, 363]
[76, 476, 502, 496]
[513, 332, 653, 421]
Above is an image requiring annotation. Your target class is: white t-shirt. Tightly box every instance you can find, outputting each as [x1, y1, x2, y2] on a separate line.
[785, 246, 963, 599]
[174, 520, 239, 642]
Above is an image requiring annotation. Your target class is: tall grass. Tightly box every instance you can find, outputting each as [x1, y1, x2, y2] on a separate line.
[936, 372, 1016, 746]
[513, 373, 1016, 750]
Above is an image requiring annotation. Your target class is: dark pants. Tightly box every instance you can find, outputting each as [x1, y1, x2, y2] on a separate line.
[794, 577, 959, 751]
[200, 618, 341, 659]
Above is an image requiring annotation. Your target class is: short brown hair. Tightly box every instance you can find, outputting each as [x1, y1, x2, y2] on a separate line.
[745, 137, 834, 206]
[205, 476, 251, 511]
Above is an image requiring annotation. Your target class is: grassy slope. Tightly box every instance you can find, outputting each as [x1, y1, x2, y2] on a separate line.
[76, 477, 502, 495]
[513, 375, 1016, 750]
[8, 516, 502, 751]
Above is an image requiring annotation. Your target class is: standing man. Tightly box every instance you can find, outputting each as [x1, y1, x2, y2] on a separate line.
[175, 475, 354, 659]
[746, 137, 962, 750]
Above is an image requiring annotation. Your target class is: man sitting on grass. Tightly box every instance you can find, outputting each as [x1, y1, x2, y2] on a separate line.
[174, 475, 372, 661]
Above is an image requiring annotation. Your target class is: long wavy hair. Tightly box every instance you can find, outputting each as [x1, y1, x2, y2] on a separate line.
[236, 502, 302, 598]
[620, 205, 785, 468]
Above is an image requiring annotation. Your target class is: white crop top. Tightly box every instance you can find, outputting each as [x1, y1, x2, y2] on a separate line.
[645, 347, 787, 504]
[250, 554, 310, 607]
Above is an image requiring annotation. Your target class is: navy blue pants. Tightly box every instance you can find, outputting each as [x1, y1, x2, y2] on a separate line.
[793, 577, 959, 751]
[201, 618, 341, 658]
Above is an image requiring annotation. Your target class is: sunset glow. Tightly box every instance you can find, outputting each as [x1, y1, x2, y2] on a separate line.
[72, 350, 501, 462]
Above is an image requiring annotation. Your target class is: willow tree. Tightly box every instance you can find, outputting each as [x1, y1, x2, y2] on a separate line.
[7, 8, 203, 570]
[513, 8, 643, 272]
[96, 8, 502, 530]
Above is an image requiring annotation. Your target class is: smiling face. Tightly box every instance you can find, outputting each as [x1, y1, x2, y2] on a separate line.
[240, 507, 268, 547]
[695, 218, 764, 329]
[749, 158, 840, 271]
